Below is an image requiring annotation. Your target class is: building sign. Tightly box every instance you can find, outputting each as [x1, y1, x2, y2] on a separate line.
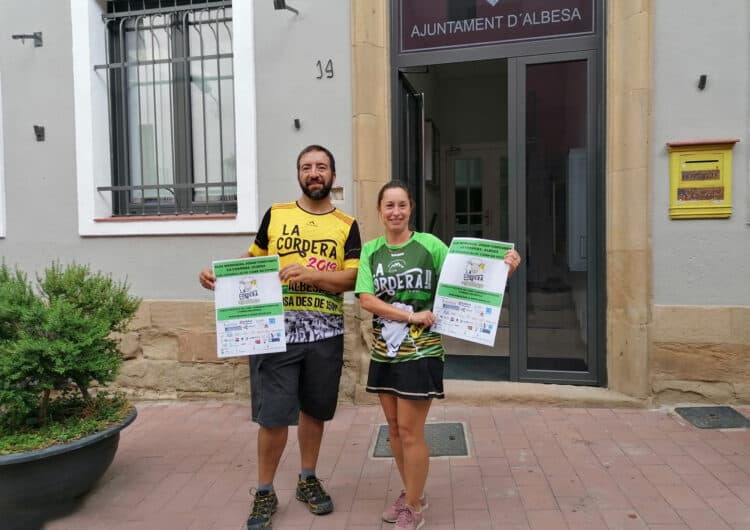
[400, 0, 595, 53]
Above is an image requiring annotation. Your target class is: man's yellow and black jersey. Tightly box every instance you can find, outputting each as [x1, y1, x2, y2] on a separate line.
[249, 201, 361, 343]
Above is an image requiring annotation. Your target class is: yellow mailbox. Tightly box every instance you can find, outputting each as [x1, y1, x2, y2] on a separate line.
[667, 139, 738, 219]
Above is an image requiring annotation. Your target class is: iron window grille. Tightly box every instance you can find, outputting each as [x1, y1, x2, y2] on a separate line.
[95, 0, 236, 216]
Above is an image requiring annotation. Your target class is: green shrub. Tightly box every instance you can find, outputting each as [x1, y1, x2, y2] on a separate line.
[0, 262, 141, 432]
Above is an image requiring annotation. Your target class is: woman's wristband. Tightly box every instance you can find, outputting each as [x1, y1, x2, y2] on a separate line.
[407, 312, 413, 324]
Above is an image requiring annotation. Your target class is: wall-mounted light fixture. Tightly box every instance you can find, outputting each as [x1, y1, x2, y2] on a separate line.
[11, 32, 43, 47]
[33, 125, 45, 142]
[273, 0, 299, 16]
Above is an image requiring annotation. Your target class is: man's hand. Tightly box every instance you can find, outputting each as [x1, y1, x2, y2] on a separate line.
[279, 263, 318, 287]
[199, 268, 216, 290]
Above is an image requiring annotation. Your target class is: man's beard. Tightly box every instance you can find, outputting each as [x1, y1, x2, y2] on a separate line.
[299, 179, 333, 200]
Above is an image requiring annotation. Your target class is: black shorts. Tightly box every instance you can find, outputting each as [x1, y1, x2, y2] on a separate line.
[366, 357, 445, 400]
[249, 335, 344, 428]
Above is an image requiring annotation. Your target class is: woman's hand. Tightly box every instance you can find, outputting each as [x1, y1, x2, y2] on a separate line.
[504, 249, 522, 276]
[199, 268, 216, 290]
[409, 310, 435, 327]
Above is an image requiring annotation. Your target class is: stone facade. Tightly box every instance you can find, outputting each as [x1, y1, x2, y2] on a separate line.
[112, 300, 369, 403]
[651, 306, 750, 404]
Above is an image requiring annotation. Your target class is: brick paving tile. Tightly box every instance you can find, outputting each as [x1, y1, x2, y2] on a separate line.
[526, 509, 570, 530]
[682, 442, 732, 466]
[638, 464, 685, 485]
[615, 474, 663, 502]
[683, 472, 737, 500]
[453, 509, 493, 529]
[417, 494, 451, 525]
[706, 496, 750, 524]
[731, 485, 750, 505]
[477, 456, 512, 476]
[487, 497, 527, 524]
[557, 495, 609, 529]
[662, 455, 708, 476]
[600, 509, 650, 530]
[517, 483, 558, 510]
[451, 483, 488, 510]
[38, 401, 750, 530]
[483, 474, 518, 500]
[355, 476, 389, 499]
[510, 465, 548, 486]
[473, 429, 505, 458]
[677, 508, 733, 530]
[629, 497, 684, 525]
[655, 484, 709, 510]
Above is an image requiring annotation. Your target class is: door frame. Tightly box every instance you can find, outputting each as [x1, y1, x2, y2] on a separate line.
[389, 3, 607, 387]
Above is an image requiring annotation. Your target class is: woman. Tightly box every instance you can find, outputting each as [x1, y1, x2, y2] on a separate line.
[355, 182, 521, 529]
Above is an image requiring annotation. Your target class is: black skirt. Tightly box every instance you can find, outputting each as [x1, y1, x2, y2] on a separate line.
[366, 357, 445, 400]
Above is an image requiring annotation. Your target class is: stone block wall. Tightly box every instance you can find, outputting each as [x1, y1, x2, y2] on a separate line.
[112, 300, 370, 403]
[651, 305, 750, 404]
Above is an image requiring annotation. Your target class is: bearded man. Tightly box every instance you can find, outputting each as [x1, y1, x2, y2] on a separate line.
[199, 145, 361, 530]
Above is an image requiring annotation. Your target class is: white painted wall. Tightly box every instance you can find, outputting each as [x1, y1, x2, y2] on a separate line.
[0, 0, 353, 300]
[652, 0, 750, 305]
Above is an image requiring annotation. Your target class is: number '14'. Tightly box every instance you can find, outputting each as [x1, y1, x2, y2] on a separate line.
[316, 59, 334, 79]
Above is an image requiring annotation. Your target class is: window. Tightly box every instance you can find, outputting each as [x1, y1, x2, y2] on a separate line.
[99, 0, 235, 216]
[71, 0, 257, 235]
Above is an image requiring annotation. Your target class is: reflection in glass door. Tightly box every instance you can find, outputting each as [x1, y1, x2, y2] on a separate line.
[453, 158, 483, 237]
[443, 147, 510, 368]
[514, 53, 600, 384]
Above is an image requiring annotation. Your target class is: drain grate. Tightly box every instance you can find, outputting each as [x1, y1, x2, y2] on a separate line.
[674, 406, 750, 429]
[372, 422, 469, 457]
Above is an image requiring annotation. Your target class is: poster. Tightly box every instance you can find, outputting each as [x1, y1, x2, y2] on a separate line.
[431, 238, 514, 346]
[213, 256, 286, 357]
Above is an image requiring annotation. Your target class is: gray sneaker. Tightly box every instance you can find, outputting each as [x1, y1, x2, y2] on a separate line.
[295, 475, 334, 515]
[246, 490, 278, 529]
[382, 490, 428, 523]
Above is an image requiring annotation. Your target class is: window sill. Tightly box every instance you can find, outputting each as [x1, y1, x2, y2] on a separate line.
[94, 214, 237, 222]
[80, 213, 253, 236]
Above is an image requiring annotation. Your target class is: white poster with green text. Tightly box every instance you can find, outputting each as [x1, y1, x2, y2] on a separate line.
[431, 238, 514, 346]
[213, 256, 286, 357]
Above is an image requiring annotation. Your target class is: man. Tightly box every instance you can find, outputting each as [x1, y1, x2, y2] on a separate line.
[199, 145, 361, 530]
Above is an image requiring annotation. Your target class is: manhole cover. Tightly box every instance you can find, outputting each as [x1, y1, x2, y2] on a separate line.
[372, 422, 469, 457]
[674, 406, 750, 429]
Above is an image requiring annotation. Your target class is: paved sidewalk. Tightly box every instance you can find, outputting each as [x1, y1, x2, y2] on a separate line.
[44, 401, 750, 530]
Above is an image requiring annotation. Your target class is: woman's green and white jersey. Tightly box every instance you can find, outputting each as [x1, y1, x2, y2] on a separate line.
[355, 232, 449, 362]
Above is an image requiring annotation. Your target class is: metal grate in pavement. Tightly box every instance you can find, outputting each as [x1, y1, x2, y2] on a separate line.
[674, 406, 750, 429]
[372, 422, 469, 457]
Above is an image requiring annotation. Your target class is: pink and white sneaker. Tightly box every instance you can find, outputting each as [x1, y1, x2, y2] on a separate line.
[382, 490, 428, 523]
[394, 504, 424, 530]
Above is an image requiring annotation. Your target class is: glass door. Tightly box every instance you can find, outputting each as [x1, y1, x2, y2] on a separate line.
[510, 52, 601, 384]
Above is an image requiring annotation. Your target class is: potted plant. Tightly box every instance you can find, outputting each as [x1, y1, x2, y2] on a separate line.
[0, 262, 141, 529]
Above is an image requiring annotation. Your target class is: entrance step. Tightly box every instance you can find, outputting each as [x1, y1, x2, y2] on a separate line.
[354, 381, 644, 408]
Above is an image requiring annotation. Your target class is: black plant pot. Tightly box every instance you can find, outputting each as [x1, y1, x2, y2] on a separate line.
[0, 407, 137, 530]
